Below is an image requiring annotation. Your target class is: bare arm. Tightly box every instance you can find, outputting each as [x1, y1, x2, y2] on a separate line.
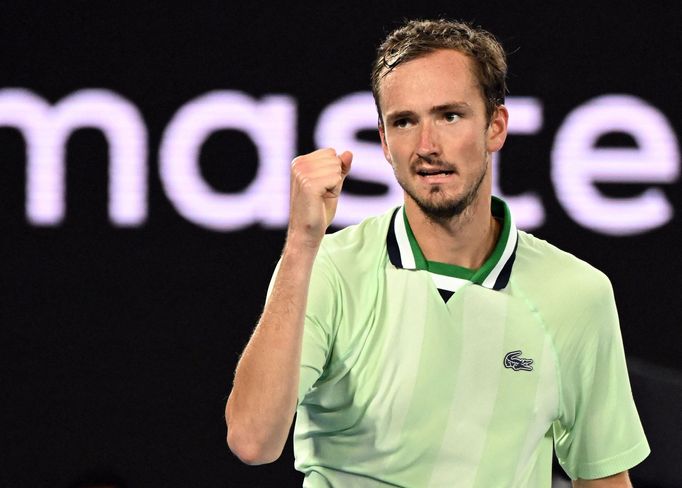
[225, 148, 352, 465]
[573, 471, 632, 488]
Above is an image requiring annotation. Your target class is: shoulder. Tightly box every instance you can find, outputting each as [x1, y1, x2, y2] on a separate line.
[306, 209, 395, 344]
[316, 207, 396, 272]
[512, 231, 617, 339]
[514, 230, 613, 298]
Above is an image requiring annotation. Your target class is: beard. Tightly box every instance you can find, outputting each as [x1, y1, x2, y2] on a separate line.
[396, 156, 488, 222]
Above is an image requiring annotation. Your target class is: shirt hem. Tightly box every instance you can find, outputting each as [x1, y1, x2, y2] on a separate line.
[571, 440, 651, 480]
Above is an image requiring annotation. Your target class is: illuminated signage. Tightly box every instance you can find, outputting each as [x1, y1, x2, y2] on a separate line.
[0, 88, 678, 235]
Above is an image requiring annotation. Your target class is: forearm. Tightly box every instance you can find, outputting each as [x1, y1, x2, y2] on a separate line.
[226, 239, 318, 464]
[226, 147, 352, 464]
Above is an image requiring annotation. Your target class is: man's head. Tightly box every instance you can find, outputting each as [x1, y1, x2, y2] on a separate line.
[372, 19, 509, 221]
[371, 19, 507, 125]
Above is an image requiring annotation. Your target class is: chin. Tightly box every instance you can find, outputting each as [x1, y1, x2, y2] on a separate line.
[413, 195, 467, 220]
[419, 202, 467, 220]
[412, 184, 484, 220]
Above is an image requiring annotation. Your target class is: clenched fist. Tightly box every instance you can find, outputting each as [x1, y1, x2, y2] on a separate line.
[287, 148, 353, 248]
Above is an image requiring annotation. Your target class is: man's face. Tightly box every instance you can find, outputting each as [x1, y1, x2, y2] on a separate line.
[378, 49, 507, 220]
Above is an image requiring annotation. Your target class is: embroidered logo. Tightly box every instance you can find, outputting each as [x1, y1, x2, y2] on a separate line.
[503, 350, 534, 372]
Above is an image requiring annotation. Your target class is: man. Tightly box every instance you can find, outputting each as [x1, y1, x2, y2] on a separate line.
[225, 19, 649, 487]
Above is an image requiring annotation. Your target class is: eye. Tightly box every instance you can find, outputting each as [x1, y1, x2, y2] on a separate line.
[444, 112, 461, 123]
[393, 118, 412, 128]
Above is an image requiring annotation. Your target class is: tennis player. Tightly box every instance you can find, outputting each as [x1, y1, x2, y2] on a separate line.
[226, 18, 649, 487]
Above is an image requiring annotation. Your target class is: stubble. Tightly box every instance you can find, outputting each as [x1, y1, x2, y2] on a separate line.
[395, 152, 489, 223]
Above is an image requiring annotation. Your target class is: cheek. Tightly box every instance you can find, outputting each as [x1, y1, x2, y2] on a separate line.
[449, 139, 480, 163]
[385, 138, 410, 166]
[457, 131, 487, 158]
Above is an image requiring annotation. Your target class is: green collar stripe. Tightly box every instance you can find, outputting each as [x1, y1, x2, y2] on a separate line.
[427, 259, 476, 280]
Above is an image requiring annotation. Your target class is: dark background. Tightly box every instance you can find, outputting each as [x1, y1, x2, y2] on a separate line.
[1, 1, 680, 486]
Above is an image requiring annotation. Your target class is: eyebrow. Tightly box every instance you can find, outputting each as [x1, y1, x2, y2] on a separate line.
[385, 102, 471, 122]
[431, 102, 471, 113]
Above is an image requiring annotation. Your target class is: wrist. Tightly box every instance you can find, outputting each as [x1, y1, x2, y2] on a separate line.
[279, 238, 320, 280]
[285, 229, 324, 254]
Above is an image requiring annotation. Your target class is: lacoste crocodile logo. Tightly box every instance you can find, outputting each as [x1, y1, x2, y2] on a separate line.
[504, 350, 534, 372]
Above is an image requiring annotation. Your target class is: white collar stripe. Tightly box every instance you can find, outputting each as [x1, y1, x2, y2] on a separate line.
[395, 206, 416, 269]
[429, 273, 470, 293]
[482, 212, 518, 289]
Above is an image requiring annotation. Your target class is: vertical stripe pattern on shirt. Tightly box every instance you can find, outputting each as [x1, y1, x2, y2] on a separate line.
[427, 288, 509, 487]
[510, 337, 560, 485]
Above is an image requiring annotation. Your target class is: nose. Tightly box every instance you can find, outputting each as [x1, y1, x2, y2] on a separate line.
[416, 120, 440, 159]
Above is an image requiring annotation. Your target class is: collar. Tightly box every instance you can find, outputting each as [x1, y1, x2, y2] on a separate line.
[386, 196, 518, 291]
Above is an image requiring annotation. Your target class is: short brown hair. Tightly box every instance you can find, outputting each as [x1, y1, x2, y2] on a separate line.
[371, 19, 507, 123]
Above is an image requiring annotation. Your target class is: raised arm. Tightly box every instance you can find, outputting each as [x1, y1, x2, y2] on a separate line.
[225, 148, 352, 465]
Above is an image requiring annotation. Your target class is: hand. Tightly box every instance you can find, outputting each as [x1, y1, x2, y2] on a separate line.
[287, 148, 353, 248]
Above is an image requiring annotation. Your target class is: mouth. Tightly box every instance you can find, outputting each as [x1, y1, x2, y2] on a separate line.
[416, 168, 455, 178]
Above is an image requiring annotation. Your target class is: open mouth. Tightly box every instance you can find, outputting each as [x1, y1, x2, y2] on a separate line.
[417, 169, 455, 177]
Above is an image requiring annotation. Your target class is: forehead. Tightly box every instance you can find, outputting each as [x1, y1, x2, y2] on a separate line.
[378, 49, 483, 113]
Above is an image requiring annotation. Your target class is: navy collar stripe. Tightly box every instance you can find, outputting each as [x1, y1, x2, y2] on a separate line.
[386, 207, 403, 268]
[493, 238, 518, 290]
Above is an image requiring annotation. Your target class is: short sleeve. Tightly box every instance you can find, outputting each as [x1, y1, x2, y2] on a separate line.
[266, 245, 340, 405]
[553, 275, 650, 479]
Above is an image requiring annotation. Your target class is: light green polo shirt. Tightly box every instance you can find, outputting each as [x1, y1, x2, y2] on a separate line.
[286, 197, 648, 487]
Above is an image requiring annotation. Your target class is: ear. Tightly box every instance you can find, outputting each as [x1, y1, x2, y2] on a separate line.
[486, 105, 509, 153]
[378, 119, 393, 164]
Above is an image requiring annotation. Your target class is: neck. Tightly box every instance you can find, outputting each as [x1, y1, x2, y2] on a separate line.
[405, 192, 500, 270]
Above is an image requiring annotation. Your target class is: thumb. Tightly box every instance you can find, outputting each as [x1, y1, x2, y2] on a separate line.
[339, 150, 353, 177]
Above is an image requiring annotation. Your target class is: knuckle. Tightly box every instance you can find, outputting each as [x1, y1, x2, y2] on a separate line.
[292, 160, 311, 178]
[300, 178, 315, 191]
[291, 156, 305, 169]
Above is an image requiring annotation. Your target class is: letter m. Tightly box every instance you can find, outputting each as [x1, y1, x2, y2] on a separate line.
[0, 88, 148, 225]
